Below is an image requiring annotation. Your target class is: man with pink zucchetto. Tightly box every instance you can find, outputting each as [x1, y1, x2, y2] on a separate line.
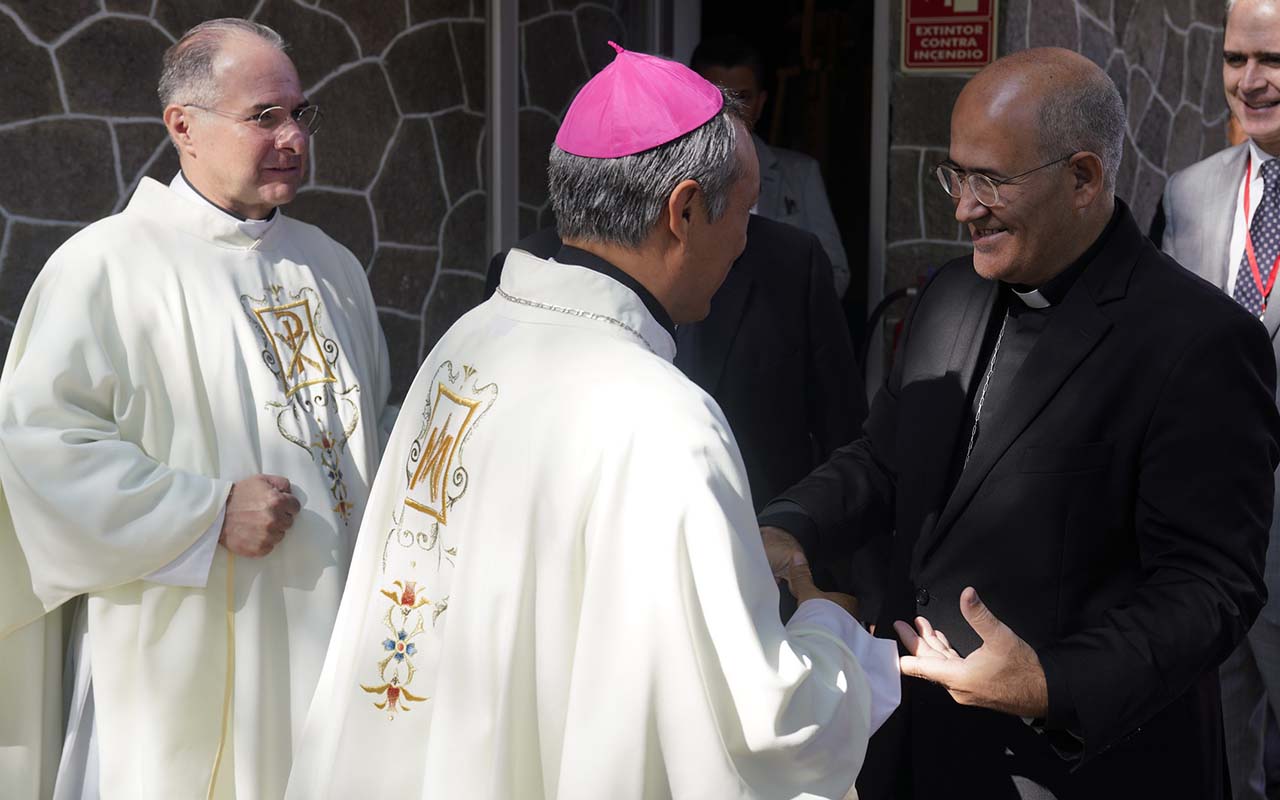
[285, 42, 900, 800]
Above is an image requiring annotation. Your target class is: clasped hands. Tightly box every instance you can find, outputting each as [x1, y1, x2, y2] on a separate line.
[763, 526, 860, 617]
[761, 526, 1049, 719]
[219, 474, 301, 558]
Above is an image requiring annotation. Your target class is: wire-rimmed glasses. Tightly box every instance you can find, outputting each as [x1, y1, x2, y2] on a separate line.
[185, 104, 323, 135]
[935, 154, 1075, 207]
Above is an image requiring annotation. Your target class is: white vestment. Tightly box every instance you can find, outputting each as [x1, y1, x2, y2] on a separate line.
[286, 250, 899, 800]
[0, 176, 394, 799]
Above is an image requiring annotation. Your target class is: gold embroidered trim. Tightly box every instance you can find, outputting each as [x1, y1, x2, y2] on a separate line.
[361, 363, 497, 717]
[495, 286, 653, 353]
[403, 383, 483, 525]
[206, 553, 235, 800]
[242, 285, 361, 525]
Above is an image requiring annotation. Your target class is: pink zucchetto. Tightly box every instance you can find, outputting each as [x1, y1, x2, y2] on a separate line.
[555, 41, 725, 159]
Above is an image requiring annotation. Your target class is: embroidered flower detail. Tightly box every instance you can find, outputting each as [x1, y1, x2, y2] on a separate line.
[382, 629, 417, 661]
[365, 579, 431, 717]
[379, 580, 429, 611]
[361, 675, 427, 715]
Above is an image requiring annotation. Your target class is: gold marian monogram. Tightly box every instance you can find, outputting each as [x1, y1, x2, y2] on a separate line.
[364, 362, 497, 718]
[403, 383, 483, 525]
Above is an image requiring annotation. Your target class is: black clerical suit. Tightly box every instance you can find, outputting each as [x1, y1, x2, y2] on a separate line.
[760, 200, 1280, 799]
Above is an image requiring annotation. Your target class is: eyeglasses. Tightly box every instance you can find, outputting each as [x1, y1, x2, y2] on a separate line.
[935, 154, 1075, 207]
[185, 104, 323, 135]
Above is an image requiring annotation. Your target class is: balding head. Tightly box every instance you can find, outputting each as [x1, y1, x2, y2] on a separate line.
[958, 48, 1125, 193]
[160, 19, 307, 220]
[158, 19, 286, 109]
[944, 48, 1122, 287]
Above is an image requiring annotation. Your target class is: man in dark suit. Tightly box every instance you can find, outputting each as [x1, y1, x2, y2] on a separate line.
[486, 215, 875, 602]
[689, 34, 851, 298]
[1161, 5, 1280, 799]
[761, 47, 1280, 799]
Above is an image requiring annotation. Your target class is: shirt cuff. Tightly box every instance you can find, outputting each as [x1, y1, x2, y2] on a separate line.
[145, 505, 224, 588]
[758, 500, 821, 554]
[789, 597, 902, 734]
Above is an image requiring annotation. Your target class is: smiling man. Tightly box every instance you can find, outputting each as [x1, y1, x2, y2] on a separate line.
[760, 47, 1280, 798]
[0, 18, 394, 799]
[1160, 2, 1280, 797]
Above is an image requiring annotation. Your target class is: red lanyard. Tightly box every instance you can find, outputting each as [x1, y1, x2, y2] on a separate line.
[1243, 156, 1280, 316]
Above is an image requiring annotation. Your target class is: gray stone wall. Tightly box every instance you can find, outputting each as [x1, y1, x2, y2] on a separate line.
[0, 0, 624, 401]
[516, 1, 626, 237]
[886, 0, 1228, 296]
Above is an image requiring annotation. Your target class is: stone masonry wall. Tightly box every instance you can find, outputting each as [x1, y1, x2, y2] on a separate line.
[517, 1, 626, 239]
[0, 0, 624, 401]
[885, 0, 1229, 298]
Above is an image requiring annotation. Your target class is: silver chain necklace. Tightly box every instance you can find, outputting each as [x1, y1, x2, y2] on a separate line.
[495, 286, 654, 353]
[965, 310, 1010, 467]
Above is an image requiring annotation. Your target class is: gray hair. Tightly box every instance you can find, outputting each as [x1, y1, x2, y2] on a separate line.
[1037, 69, 1126, 193]
[158, 18, 286, 108]
[548, 89, 746, 249]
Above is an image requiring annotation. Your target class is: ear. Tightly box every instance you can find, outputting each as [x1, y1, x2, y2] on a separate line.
[163, 104, 197, 158]
[664, 178, 701, 245]
[1068, 151, 1105, 209]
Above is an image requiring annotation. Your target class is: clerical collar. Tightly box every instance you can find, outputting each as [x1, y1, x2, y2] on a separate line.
[552, 245, 677, 337]
[170, 172, 278, 240]
[1007, 202, 1122, 308]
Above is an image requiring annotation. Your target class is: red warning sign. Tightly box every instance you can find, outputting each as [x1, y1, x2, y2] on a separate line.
[902, 0, 998, 73]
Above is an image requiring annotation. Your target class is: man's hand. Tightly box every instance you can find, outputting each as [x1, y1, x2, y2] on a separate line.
[219, 474, 301, 558]
[894, 586, 1049, 718]
[761, 525, 803, 581]
[783, 553, 861, 619]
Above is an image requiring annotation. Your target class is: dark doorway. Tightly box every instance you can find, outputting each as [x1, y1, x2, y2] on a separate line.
[699, 0, 877, 351]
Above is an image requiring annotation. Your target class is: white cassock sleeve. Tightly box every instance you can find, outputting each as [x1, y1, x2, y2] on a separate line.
[789, 598, 901, 734]
[0, 255, 231, 617]
[143, 506, 224, 587]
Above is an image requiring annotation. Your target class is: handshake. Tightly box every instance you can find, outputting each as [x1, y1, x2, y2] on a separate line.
[760, 525, 1052, 720]
[761, 525, 860, 619]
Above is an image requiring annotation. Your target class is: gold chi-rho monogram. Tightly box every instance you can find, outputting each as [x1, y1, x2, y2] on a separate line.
[251, 298, 336, 397]
[404, 383, 482, 525]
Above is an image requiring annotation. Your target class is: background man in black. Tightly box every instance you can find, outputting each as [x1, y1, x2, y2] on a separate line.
[486, 214, 879, 617]
[762, 47, 1280, 799]
[689, 34, 850, 299]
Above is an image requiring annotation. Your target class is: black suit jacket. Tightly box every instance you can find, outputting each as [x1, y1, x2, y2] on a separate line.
[486, 216, 867, 510]
[762, 202, 1280, 798]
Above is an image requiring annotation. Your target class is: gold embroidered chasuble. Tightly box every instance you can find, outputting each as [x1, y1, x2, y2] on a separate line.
[286, 250, 899, 800]
[0, 177, 393, 799]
